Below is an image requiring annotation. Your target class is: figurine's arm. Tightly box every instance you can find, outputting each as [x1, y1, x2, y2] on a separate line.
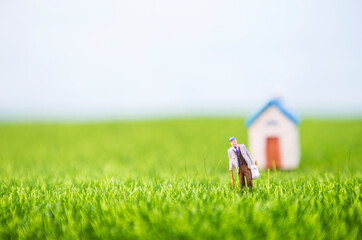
[244, 145, 256, 165]
[228, 150, 235, 190]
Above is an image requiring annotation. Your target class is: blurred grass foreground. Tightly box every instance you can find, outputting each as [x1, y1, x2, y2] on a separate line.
[0, 118, 361, 239]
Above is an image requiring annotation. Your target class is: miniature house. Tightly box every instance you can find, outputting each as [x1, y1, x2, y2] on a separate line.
[245, 98, 301, 170]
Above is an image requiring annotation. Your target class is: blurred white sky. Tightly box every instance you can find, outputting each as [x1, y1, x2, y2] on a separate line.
[0, 0, 361, 120]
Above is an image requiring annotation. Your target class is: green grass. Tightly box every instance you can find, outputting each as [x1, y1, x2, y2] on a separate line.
[0, 118, 361, 239]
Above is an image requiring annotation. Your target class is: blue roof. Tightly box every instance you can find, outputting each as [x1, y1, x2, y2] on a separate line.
[245, 98, 301, 128]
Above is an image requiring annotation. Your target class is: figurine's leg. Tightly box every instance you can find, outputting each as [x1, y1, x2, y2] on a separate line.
[246, 169, 253, 191]
[238, 167, 245, 190]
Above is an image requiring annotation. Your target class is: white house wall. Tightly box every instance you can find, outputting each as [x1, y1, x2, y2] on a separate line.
[247, 106, 300, 170]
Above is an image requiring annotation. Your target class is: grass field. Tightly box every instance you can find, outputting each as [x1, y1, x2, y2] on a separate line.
[0, 118, 361, 239]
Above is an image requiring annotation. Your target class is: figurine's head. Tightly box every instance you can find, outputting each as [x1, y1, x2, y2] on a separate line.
[229, 137, 237, 147]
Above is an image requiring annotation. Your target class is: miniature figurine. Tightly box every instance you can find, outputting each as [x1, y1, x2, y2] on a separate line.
[228, 136, 256, 191]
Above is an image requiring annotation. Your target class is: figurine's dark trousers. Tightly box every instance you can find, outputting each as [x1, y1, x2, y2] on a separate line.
[238, 165, 253, 191]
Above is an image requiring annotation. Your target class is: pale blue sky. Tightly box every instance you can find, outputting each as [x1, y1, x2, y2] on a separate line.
[0, 0, 361, 120]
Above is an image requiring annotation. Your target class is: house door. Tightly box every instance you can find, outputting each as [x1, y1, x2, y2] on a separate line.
[266, 137, 281, 169]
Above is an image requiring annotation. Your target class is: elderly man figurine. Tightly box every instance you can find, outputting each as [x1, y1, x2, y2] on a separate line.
[228, 136, 255, 191]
